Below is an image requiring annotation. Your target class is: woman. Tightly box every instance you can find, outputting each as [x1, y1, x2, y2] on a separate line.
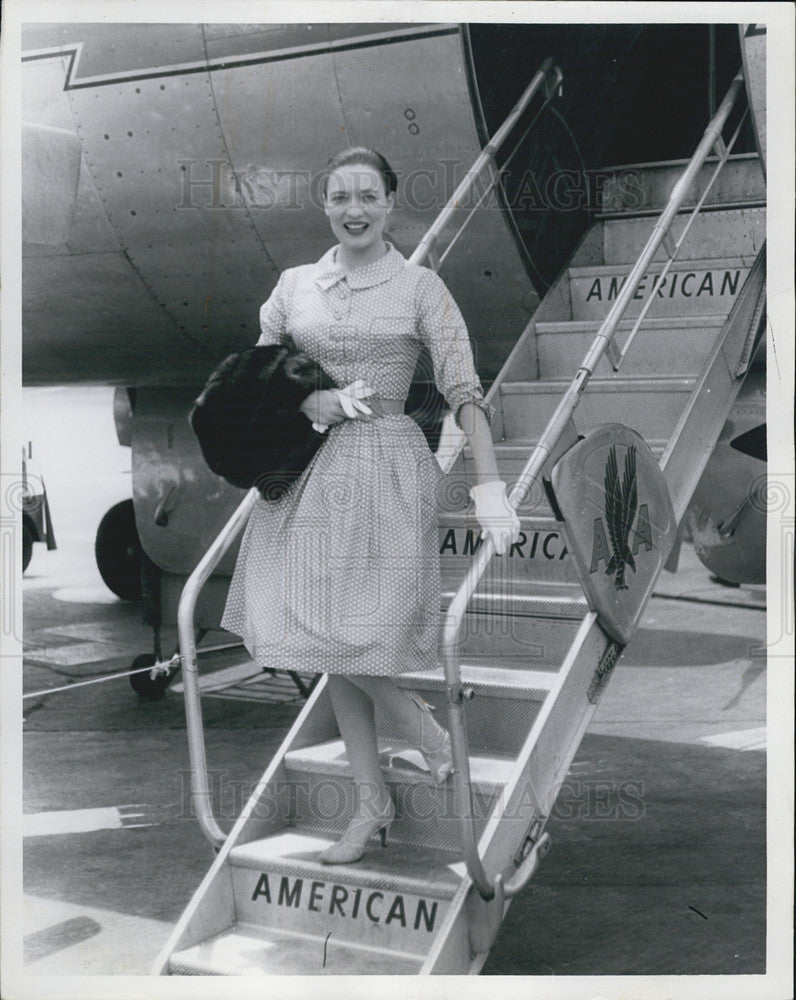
[222, 147, 520, 864]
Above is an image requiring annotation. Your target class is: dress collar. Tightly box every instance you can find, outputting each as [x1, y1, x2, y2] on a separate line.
[314, 243, 406, 290]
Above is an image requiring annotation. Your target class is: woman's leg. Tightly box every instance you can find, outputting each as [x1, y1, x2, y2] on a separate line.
[348, 676, 453, 783]
[347, 675, 431, 737]
[326, 675, 389, 806]
[319, 676, 395, 863]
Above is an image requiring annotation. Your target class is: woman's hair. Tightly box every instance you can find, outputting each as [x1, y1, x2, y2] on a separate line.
[322, 147, 398, 199]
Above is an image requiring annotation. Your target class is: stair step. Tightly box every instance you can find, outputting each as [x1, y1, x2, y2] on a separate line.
[600, 206, 764, 264]
[169, 923, 423, 975]
[569, 255, 749, 277]
[440, 577, 588, 619]
[438, 520, 579, 586]
[591, 154, 765, 215]
[284, 738, 513, 851]
[287, 738, 514, 793]
[231, 830, 464, 899]
[450, 622, 583, 671]
[392, 665, 556, 756]
[439, 509, 559, 530]
[172, 607, 582, 698]
[452, 438, 668, 498]
[398, 662, 558, 695]
[439, 581, 588, 666]
[228, 830, 460, 952]
[535, 315, 723, 379]
[568, 256, 751, 320]
[499, 377, 694, 442]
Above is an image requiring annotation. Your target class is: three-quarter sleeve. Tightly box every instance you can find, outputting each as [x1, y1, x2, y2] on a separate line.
[415, 268, 493, 429]
[257, 271, 289, 346]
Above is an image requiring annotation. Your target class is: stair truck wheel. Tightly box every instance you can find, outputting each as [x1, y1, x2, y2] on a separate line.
[95, 499, 143, 601]
[129, 652, 177, 699]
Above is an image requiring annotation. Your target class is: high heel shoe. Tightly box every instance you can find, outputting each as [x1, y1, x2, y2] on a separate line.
[407, 691, 454, 785]
[317, 797, 395, 865]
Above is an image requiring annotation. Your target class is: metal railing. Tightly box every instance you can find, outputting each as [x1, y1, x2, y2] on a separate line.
[178, 488, 258, 847]
[409, 56, 563, 270]
[444, 68, 749, 902]
[176, 57, 564, 849]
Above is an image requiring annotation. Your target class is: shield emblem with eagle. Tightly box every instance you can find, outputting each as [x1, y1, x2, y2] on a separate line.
[549, 424, 677, 644]
[603, 443, 638, 591]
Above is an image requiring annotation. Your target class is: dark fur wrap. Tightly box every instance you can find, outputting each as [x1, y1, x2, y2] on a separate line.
[190, 340, 336, 500]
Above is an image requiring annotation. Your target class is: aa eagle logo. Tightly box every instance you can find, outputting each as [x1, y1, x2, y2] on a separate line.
[589, 444, 653, 590]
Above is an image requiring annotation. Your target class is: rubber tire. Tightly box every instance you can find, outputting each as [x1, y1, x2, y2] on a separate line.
[128, 652, 175, 700]
[95, 499, 142, 601]
[22, 520, 34, 573]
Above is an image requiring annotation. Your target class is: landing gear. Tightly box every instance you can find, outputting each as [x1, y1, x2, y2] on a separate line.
[95, 499, 142, 600]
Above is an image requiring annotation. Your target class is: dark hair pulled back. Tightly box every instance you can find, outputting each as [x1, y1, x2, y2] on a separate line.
[322, 147, 398, 199]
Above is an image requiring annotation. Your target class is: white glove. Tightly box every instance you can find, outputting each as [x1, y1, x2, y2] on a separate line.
[335, 379, 375, 419]
[470, 480, 521, 556]
[312, 380, 375, 433]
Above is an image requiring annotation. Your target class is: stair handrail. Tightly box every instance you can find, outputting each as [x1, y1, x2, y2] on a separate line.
[175, 56, 565, 849]
[442, 68, 749, 902]
[178, 488, 259, 847]
[605, 74, 750, 371]
[408, 56, 563, 270]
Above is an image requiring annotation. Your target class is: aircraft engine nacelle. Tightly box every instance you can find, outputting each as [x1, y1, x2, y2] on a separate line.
[90, 387, 244, 612]
[123, 388, 244, 624]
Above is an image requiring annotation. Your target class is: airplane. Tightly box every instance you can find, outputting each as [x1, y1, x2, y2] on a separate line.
[20, 20, 767, 667]
[15, 18, 777, 975]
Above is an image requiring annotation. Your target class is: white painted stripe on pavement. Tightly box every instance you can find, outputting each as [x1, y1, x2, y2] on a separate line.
[24, 807, 122, 837]
[23, 640, 132, 667]
[24, 893, 171, 973]
[23, 806, 153, 837]
[700, 727, 767, 751]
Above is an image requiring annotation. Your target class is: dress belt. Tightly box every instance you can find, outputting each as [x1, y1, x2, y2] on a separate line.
[369, 397, 405, 415]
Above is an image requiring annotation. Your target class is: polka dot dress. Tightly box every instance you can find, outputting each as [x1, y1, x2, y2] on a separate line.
[221, 243, 490, 677]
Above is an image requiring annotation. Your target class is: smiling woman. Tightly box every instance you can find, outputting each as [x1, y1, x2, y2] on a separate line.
[219, 145, 520, 866]
[322, 147, 398, 272]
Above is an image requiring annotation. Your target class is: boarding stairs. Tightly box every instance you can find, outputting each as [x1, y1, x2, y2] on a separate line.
[155, 65, 766, 975]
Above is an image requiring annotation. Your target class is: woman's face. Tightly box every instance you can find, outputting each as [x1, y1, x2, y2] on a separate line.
[324, 163, 394, 255]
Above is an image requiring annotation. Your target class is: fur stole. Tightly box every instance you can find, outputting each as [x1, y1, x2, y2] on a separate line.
[190, 339, 336, 500]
